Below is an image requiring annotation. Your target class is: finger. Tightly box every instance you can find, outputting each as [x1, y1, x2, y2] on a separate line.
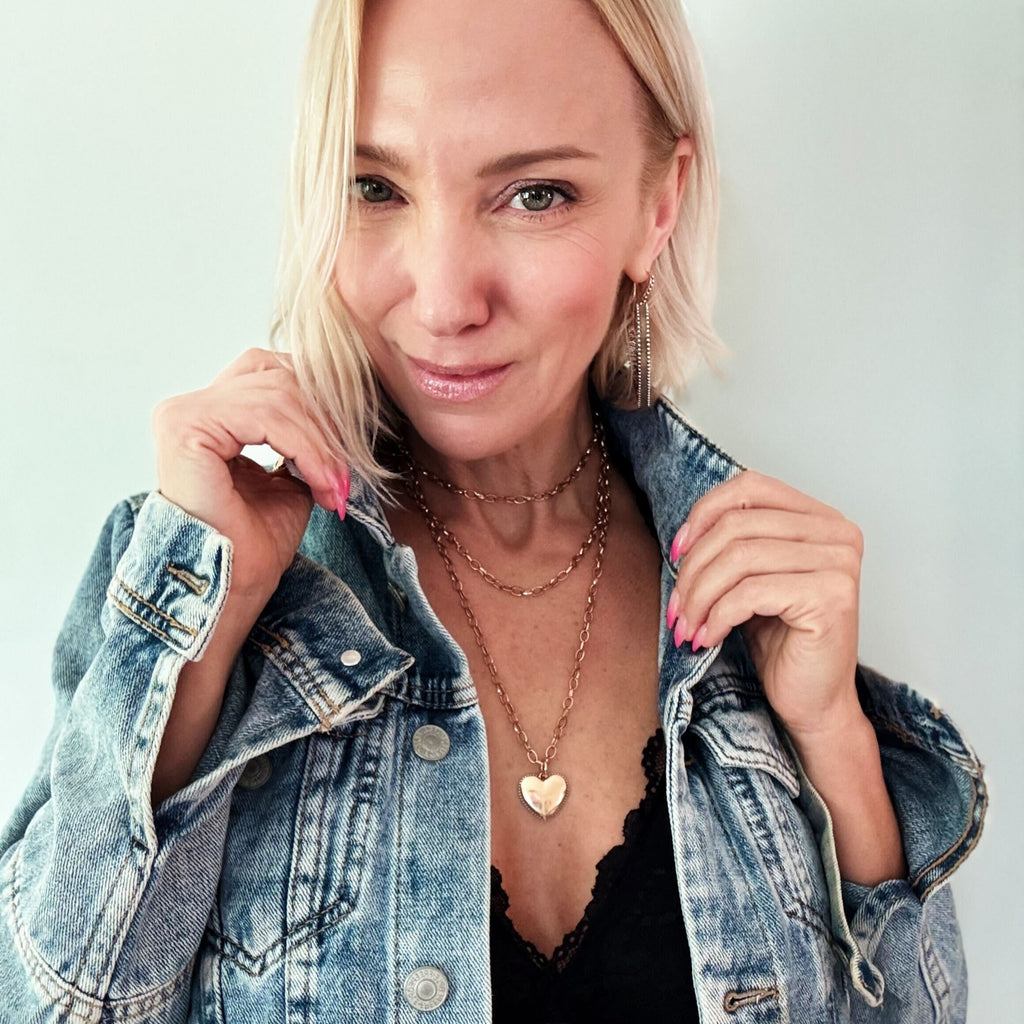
[672, 509, 864, 619]
[212, 347, 294, 384]
[684, 569, 859, 652]
[155, 385, 347, 512]
[221, 373, 349, 494]
[670, 538, 860, 642]
[679, 509, 864, 589]
[671, 471, 843, 561]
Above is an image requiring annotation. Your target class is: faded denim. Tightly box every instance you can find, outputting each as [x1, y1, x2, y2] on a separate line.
[0, 399, 985, 1022]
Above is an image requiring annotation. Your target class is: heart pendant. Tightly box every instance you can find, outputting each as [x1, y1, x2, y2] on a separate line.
[519, 774, 567, 819]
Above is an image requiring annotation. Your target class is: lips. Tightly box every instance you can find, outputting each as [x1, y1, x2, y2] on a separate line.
[407, 356, 512, 402]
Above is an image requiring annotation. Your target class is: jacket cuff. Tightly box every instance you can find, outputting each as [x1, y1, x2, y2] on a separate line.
[791, 664, 986, 1009]
[106, 491, 232, 660]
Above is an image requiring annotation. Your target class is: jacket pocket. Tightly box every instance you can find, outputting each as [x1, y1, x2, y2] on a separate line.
[204, 720, 384, 976]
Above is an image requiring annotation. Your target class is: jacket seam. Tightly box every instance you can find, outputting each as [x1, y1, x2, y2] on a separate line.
[108, 597, 174, 644]
[912, 773, 985, 900]
[113, 578, 199, 637]
[6, 847, 187, 1022]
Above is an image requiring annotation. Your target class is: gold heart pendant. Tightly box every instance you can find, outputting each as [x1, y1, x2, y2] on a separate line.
[519, 774, 567, 819]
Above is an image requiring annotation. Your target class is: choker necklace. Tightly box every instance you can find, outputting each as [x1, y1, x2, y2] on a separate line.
[404, 420, 610, 819]
[405, 421, 608, 597]
[407, 417, 599, 504]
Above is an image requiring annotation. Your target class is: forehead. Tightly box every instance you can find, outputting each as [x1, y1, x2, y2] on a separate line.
[357, 0, 642, 158]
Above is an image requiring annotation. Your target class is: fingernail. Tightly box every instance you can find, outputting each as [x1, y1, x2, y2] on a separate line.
[666, 591, 680, 630]
[691, 625, 707, 652]
[670, 523, 690, 563]
[673, 619, 686, 649]
[335, 487, 348, 520]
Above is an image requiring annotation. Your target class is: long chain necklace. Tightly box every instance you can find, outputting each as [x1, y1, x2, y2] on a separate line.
[404, 425, 610, 819]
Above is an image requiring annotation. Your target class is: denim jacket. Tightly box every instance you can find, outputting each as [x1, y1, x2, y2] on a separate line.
[0, 399, 985, 1023]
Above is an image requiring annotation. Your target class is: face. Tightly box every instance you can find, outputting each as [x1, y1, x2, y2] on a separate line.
[334, 0, 686, 461]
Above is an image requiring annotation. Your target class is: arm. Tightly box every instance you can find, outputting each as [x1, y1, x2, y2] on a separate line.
[1, 349, 350, 1021]
[667, 470, 985, 1018]
[0, 494, 240, 1022]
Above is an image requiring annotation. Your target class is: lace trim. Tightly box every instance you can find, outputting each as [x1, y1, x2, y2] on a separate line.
[490, 728, 666, 973]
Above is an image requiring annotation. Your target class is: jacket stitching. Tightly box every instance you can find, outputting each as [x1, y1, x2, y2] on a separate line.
[165, 563, 210, 596]
[920, 927, 952, 1020]
[7, 848, 186, 1021]
[392, 715, 407, 1012]
[696, 771, 785, 1014]
[114, 579, 199, 637]
[211, 730, 380, 974]
[912, 775, 984, 898]
[68, 837, 139, 1001]
[109, 598, 173, 644]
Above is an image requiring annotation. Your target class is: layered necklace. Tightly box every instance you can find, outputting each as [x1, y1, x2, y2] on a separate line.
[403, 416, 610, 819]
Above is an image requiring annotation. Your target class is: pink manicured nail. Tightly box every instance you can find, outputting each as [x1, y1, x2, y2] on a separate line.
[673, 619, 686, 648]
[666, 591, 680, 630]
[691, 625, 707, 652]
[335, 486, 348, 520]
[670, 523, 690, 563]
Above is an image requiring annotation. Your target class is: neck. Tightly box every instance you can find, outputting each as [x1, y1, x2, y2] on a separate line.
[407, 390, 595, 502]
[402, 390, 600, 543]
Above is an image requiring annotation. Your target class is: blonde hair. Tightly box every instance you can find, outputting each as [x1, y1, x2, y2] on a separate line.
[272, 0, 721, 488]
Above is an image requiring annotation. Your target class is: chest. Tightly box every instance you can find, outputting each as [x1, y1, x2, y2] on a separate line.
[403, 505, 664, 956]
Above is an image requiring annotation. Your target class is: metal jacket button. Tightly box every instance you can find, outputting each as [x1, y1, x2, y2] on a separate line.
[237, 754, 272, 790]
[412, 724, 451, 761]
[403, 966, 449, 1011]
[340, 649, 362, 667]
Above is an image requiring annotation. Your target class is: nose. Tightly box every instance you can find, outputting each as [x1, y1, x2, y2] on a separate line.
[406, 211, 490, 339]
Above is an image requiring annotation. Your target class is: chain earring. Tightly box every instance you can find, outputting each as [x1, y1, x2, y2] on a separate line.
[632, 274, 654, 408]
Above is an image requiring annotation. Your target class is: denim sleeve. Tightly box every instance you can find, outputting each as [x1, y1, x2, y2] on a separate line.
[0, 492, 239, 1022]
[791, 664, 986, 1021]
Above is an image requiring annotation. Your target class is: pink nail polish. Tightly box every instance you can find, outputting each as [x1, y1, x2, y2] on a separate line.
[691, 625, 707, 652]
[673, 619, 685, 648]
[335, 487, 348, 520]
[670, 523, 690, 563]
[666, 591, 680, 630]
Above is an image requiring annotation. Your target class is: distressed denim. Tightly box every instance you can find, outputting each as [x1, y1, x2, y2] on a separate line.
[0, 399, 985, 1023]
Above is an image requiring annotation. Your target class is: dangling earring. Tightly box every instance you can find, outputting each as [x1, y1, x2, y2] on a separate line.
[632, 273, 654, 408]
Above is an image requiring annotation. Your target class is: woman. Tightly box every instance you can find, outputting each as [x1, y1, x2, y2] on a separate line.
[0, 0, 984, 1020]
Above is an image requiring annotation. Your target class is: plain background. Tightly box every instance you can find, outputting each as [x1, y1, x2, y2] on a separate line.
[1, 0, 1020, 1015]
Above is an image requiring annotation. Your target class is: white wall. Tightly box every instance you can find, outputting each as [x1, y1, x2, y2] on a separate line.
[1, 0, 1020, 1015]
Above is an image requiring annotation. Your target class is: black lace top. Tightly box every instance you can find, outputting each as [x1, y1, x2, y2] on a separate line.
[489, 730, 699, 1023]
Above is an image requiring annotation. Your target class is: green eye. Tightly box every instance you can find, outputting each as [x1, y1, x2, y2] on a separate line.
[514, 186, 557, 212]
[357, 177, 394, 203]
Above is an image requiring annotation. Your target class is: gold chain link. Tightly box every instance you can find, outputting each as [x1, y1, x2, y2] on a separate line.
[409, 419, 598, 504]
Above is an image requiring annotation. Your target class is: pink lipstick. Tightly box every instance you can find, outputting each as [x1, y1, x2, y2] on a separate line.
[408, 357, 511, 402]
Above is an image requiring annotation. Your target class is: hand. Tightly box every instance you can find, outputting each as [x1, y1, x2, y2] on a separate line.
[152, 348, 349, 605]
[666, 470, 865, 741]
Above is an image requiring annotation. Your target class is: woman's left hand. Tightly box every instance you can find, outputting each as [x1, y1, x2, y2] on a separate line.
[666, 470, 866, 742]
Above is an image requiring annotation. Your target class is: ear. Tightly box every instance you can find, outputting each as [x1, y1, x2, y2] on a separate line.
[625, 136, 694, 283]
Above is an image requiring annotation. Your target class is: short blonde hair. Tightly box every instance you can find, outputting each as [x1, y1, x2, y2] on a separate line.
[272, 0, 721, 488]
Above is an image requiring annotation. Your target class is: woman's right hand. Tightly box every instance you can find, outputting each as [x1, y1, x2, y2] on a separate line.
[149, 349, 348, 806]
[151, 347, 349, 607]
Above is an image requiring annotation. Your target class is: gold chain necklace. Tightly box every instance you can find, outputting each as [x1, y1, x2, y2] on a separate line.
[404, 427, 610, 819]
[408, 419, 598, 504]
[406, 422, 608, 597]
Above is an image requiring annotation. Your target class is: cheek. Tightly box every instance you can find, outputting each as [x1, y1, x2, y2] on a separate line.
[333, 239, 389, 332]
[505, 234, 623, 359]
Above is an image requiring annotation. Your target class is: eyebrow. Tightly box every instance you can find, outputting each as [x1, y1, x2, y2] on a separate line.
[477, 146, 598, 177]
[354, 143, 598, 178]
